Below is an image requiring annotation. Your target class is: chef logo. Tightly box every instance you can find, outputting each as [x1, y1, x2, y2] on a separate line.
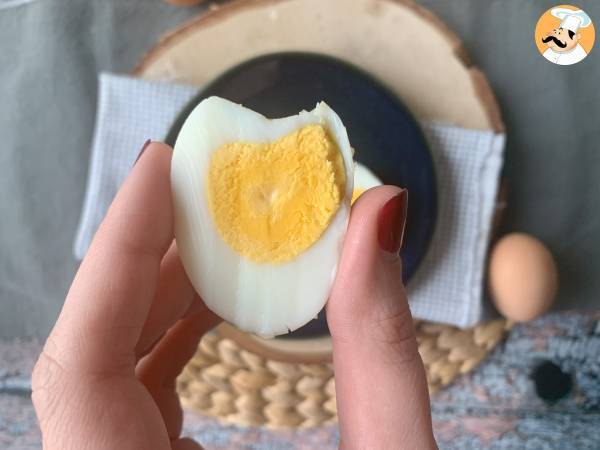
[535, 5, 595, 65]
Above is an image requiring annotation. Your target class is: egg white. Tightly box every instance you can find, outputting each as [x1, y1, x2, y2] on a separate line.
[171, 97, 354, 337]
[354, 162, 383, 193]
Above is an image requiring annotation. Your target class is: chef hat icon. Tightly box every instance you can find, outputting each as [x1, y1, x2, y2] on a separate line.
[551, 8, 592, 33]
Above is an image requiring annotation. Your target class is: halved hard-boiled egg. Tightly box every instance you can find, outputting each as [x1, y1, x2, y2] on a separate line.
[171, 97, 354, 337]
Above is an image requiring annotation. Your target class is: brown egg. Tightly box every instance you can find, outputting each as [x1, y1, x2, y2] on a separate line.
[489, 233, 558, 322]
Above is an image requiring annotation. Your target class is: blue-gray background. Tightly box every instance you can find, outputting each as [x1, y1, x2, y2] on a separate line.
[1, 0, 599, 338]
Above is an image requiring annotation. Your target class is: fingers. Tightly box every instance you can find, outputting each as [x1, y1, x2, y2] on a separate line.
[47, 142, 175, 374]
[134, 242, 205, 358]
[137, 311, 220, 387]
[327, 186, 437, 449]
[33, 140, 213, 450]
[137, 311, 221, 438]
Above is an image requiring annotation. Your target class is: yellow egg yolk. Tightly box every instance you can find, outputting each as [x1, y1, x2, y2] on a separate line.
[207, 124, 346, 264]
[351, 187, 366, 204]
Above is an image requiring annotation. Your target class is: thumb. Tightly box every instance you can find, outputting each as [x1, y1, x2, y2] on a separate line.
[327, 186, 436, 450]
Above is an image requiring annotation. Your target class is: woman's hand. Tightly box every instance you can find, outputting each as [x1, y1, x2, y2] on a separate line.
[32, 142, 436, 449]
[32, 142, 218, 450]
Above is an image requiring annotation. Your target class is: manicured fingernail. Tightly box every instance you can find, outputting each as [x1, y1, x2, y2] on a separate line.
[377, 190, 408, 254]
[133, 139, 152, 166]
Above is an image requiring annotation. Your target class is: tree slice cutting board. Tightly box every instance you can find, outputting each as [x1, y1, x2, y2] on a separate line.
[135, 0, 503, 132]
[134, 0, 505, 364]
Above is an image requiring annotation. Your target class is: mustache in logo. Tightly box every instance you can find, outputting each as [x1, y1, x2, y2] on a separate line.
[542, 35, 567, 48]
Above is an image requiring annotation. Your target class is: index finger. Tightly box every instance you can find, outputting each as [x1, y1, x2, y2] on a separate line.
[49, 142, 175, 372]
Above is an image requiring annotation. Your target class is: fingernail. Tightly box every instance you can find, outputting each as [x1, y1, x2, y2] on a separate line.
[377, 189, 408, 254]
[133, 139, 152, 166]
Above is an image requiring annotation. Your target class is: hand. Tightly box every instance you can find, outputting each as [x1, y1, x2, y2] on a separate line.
[32, 142, 219, 450]
[32, 142, 436, 449]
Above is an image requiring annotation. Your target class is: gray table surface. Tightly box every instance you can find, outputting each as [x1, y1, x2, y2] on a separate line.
[2, 312, 599, 449]
[1, 0, 599, 339]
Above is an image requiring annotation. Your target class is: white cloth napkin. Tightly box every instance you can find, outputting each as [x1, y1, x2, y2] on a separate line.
[74, 73, 504, 328]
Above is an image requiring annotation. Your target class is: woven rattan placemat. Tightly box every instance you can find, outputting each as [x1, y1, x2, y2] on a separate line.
[177, 320, 512, 428]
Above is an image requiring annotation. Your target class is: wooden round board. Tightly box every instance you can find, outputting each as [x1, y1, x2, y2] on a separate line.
[136, 0, 503, 132]
[134, 0, 510, 427]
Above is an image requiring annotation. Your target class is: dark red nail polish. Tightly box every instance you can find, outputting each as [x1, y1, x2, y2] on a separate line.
[377, 190, 408, 254]
[133, 139, 152, 166]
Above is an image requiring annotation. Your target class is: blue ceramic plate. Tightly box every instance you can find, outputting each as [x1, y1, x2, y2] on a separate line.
[166, 52, 437, 338]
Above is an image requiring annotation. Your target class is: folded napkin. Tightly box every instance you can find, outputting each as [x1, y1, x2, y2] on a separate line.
[74, 73, 504, 328]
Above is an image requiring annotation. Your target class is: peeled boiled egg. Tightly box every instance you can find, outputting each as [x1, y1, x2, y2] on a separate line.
[171, 97, 354, 337]
[352, 162, 383, 204]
